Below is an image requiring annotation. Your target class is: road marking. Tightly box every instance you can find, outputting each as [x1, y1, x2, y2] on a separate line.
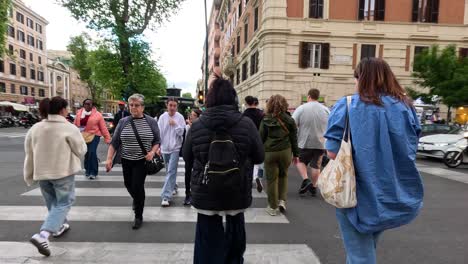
[0, 242, 320, 263]
[0, 132, 27, 138]
[0, 206, 287, 223]
[75, 175, 186, 182]
[418, 167, 468, 184]
[93, 167, 186, 173]
[22, 188, 268, 198]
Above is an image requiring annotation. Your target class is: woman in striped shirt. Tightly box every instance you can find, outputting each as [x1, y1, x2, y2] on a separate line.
[105, 94, 161, 230]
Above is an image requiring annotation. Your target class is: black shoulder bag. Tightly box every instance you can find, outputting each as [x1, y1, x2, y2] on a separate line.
[130, 119, 164, 175]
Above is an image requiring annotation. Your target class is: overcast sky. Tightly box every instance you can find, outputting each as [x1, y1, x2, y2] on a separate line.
[22, 0, 214, 96]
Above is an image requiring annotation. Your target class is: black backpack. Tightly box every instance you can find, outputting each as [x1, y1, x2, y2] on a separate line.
[200, 116, 244, 193]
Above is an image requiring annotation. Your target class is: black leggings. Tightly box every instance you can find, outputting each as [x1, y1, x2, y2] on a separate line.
[122, 158, 147, 219]
[184, 158, 193, 196]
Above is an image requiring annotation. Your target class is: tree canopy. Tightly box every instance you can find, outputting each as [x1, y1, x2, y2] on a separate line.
[0, 0, 11, 55]
[59, 0, 183, 97]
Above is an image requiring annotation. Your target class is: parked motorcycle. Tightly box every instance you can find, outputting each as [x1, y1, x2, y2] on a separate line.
[443, 132, 468, 168]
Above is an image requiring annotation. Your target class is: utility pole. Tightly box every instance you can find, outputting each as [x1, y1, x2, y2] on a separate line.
[204, 0, 209, 97]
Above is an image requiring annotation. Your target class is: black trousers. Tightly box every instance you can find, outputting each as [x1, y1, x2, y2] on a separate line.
[122, 158, 147, 219]
[194, 213, 246, 264]
[184, 158, 193, 196]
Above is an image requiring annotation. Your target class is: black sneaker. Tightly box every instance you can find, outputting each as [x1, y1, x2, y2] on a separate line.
[309, 185, 317, 197]
[255, 177, 263, 193]
[132, 218, 143, 230]
[183, 196, 192, 206]
[299, 179, 312, 194]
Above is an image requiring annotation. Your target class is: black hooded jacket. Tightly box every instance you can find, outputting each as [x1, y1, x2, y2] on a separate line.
[183, 105, 264, 211]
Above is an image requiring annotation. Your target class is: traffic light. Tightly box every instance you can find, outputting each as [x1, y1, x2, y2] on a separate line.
[198, 91, 204, 105]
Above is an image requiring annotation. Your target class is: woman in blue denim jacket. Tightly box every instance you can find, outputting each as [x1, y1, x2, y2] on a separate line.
[324, 58, 424, 264]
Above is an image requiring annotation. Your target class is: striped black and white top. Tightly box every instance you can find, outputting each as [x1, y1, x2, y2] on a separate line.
[120, 118, 154, 160]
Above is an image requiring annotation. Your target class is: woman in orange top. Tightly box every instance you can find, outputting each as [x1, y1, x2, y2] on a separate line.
[74, 99, 111, 179]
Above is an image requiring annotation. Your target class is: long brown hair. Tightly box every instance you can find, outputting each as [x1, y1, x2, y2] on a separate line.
[266, 94, 288, 117]
[354, 58, 411, 106]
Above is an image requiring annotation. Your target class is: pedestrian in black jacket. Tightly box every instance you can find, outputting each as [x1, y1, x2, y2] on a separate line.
[183, 77, 264, 264]
[243, 96, 266, 193]
[113, 102, 130, 129]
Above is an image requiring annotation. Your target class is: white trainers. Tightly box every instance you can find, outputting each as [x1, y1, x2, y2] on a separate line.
[30, 233, 51, 256]
[172, 183, 178, 195]
[161, 199, 170, 207]
[278, 200, 286, 213]
[52, 223, 70, 238]
[266, 206, 279, 216]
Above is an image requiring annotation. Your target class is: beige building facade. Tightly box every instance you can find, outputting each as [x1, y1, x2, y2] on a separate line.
[213, 0, 468, 110]
[0, 0, 48, 107]
[47, 50, 90, 112]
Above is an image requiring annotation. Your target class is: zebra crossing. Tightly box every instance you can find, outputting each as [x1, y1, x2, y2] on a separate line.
[0, 158, 321, 263]
[0, 131, 28, 138]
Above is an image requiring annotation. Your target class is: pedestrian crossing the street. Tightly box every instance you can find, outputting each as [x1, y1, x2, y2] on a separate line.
[0, 158, 322, 263]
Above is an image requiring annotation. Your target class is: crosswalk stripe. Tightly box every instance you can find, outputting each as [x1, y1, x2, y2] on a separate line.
[0, 206, 288, 223]
[94, 167, 187, 172]
[75, 175, 186, 182]
[22, 188, 268, 198]
[0, 242, 320, 263]
[418, 167, 468, 184]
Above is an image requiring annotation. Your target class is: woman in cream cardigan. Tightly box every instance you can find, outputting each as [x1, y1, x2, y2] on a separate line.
[24, 96, 87, 257]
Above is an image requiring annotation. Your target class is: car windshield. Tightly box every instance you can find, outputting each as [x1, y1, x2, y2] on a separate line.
[448, 127, 462, 134]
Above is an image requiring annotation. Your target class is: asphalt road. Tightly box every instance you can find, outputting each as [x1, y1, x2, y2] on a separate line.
[0, 127, 467, 263]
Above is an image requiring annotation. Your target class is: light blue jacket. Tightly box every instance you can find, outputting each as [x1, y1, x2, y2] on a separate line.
[324, 94, 424, 234]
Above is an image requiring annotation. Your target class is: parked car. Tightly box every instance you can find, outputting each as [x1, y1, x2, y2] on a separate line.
[418, 128, 467, 159]
[420, 124, 462, 137]
[102, 113, 113, 118]
[104, 117, 114, 132]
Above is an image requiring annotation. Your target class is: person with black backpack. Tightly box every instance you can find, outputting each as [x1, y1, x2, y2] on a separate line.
[183, 77, 264, 264]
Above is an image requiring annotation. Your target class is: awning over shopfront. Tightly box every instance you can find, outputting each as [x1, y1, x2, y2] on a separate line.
[0, 101, 29, 112]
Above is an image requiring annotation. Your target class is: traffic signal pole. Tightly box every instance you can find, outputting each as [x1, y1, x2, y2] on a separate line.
[204, 0, 209, 99]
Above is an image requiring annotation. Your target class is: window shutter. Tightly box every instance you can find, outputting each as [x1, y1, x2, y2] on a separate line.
[309, 0, 317, 18]
[352, 44, 357, 69]
[412, 0, 419, 22]
[379, 44, 384, 58]
[429, 0, 439, 23]
[320, 43, 330, 69]
[358, 0, 365, 20]
[375, 0, 385, 21]
[317, 0, 324, 19]
[459, 48, 468, 59]
[299, 42, 309, 68]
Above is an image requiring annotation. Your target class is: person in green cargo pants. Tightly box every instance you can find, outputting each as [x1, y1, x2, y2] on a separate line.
[260, 95, 299, 216]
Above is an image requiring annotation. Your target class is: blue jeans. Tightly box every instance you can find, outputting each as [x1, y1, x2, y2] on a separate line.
[39, 175, 75, 233]
[194, 213, 246, 264]
[336, 209, 383, 264]
[161, 151, 180, 200]
[84, 136, 100, 176]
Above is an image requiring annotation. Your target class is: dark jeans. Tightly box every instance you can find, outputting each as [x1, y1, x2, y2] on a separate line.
[184, 158, 193, 196]
[122, 158, 147, 219]
[194, 213, 246, 264]
[84, 136, 100, 176]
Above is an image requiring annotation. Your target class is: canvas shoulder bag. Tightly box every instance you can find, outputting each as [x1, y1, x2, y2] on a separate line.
[317, 96, 357, 208]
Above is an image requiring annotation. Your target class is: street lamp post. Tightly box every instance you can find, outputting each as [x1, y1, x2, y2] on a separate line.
[204, 0, 209, 98]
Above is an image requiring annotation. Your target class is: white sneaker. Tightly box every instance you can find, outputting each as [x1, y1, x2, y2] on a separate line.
[278, 200, 286, 213]
[266, 206, 279, 216]
[172, 183, 178, 195]
[161, 199, 170, 207]
[30, 233, 51, 256]
[52, 223, 70, 238]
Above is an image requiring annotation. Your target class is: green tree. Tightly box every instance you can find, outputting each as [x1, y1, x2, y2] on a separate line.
[182, 92, 192, 99]
[412, 45, 468, 120]
[59, 0, 183, 97]
[68, 34, 166, 105]
[67, 34, 103, 105]
[0, 0, 11, 55]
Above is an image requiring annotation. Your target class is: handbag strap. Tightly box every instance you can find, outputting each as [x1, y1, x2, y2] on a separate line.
[343, 96, 352, 142]
[276, 115, 290, 135]
[130, 119, 148, 156]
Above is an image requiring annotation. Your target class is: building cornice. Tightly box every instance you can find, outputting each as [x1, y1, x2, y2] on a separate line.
[13, 0, 49, 25]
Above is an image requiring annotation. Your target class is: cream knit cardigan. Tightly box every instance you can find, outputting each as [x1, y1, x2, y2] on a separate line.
[24, 115, 87, 186]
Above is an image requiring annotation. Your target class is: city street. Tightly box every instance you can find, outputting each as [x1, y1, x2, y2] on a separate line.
[0, 128, 467, 263]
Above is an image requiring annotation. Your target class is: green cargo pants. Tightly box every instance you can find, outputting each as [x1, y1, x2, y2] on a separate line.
[264, 148, 292, 209]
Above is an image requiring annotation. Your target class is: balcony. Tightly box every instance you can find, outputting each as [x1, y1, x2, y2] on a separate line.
[214, 47, 221, 59]
[222, 55, 236, 76]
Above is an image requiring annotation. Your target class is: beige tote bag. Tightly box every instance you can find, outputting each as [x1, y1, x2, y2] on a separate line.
[318, 96, 357, 208]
